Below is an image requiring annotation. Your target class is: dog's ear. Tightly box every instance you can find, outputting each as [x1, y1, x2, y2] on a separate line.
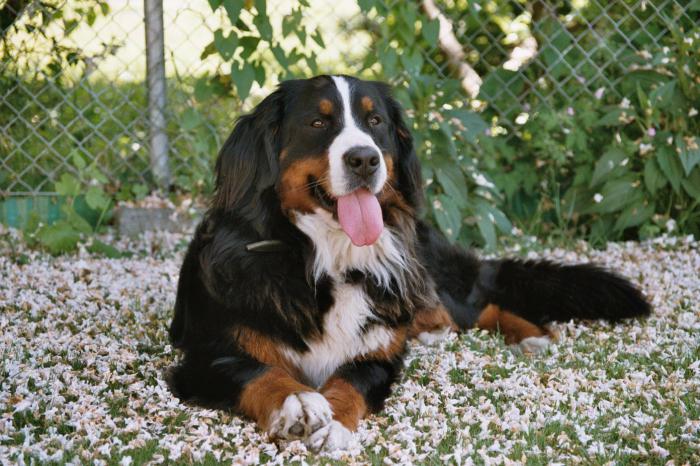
[213, 87, 285, 219]
[384, 91, 424, 211]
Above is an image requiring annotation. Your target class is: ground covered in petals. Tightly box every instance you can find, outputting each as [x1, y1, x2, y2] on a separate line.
[1, 229, 699, 465]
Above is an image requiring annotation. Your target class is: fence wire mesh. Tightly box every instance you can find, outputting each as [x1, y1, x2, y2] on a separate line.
[0, 0, 696, 196]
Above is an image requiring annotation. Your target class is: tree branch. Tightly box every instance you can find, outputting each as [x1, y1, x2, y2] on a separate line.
[421, 0, 482, 98]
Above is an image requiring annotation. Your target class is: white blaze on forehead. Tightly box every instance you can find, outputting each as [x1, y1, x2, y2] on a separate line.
[328, 76, 387, 195]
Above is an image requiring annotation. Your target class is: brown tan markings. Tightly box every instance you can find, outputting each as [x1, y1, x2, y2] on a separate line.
[320, 377, 367, 430]
[361, 326, 408, 361]
[361, 96, 374, 112]
[383, 153, 395, 183]
[238, 367, 313, 431]
[232, 327, 302, 379]
[278, 156, 331, 213]
[410, 304, 458, 337]
[475, 304, 548, 344]
[319, 98, 334, 115]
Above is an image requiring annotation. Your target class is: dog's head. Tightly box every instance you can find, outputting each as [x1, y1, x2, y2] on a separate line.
[213, 75, 421, 246]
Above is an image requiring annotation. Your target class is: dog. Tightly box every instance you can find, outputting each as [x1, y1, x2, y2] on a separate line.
[166, 75, 650, 451]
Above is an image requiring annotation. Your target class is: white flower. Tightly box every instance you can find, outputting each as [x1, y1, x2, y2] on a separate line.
[620, 97, 631, 109]
[593, 193, 604, 203]
[639, 143, 654, 155]
[594, 87, 605, 100]
[689, 108, 698, 117]
[514, 113, 529, 125]
[473, 173, 495, 189]
[666, 219, 676, 233]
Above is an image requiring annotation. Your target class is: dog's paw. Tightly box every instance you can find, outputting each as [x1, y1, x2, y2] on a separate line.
[417, 326, 452, 346]
[517, 335, 551, 354]
[306, 420, 354, 452]
[268, 392, 332, 440]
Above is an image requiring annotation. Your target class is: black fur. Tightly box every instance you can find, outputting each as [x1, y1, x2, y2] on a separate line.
[417, 220, 651, 329]
[335, 357, 405, 413]
[167, 75, 650, 421]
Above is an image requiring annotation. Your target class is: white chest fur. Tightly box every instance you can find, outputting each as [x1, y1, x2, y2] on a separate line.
[294, 209, 407, 288]
[287, 209, 408, 387]
[283, 282, 394, 388]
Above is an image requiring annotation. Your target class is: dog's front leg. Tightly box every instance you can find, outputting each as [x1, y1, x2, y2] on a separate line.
[238, 366, 333, 441]
[311, 343, 406, 451]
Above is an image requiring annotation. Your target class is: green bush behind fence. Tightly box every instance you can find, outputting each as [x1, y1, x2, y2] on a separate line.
[1, 0, 699, 252]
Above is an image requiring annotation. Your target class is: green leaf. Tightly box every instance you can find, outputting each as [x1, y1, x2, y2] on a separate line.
[649, 79, 676, 109]
[399, 49, 423, 73]
[37, 221, 81, 255]
[71, 151, 86, 171]
[614, 201, 655, 231]
[446, 109, 487, 143]
[214, 29, 238, 60]
[87, 239, 123, 258]
[681, 168, 700, 201]
[194, 78, 213, 102]
[477, 201, 512, 235]
[208, 0, 223, 10]
[358, 0, 376, 12]
[422, 18, 439, 44]
[311, 30, 325, 48]
[476, 207, 497, 251]
[231, 61, 255, 100]
[677, 135, 700, 176]
[435, 167, 468, 209]
[239, 36, 261, 60]
[200, 41, 217, 60]
[55, 173, 81, 197]
[590, 147, 627, 187]
[587, 176, 643, 214]
[86, 166, 108, 184]
[432, 194, 462, 242]
[595, 108, 628, 127]
[656, 145, 683, 193]
[85, 186, 109, 211]
[223, 0, 244, 22]
[182, 108, 202, 130]
[271, 45, 289, 68]
[62, 204, 93, 234]
[253, 0, 273, 41]
[131, 184, 149, 199]
[643, 157, 667, 194]
[253, 61, 266, 85]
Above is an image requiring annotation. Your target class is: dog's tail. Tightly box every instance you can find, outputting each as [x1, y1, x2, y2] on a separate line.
[466, 258, 651, 327]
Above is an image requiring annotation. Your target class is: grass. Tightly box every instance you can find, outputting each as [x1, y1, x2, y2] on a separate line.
[0, 229, 699, 464]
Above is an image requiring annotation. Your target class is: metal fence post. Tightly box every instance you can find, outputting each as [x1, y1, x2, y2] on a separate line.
[144, 0, 170, 190]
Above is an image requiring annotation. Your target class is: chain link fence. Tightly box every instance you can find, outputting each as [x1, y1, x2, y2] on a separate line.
[1, 0, 696, 197]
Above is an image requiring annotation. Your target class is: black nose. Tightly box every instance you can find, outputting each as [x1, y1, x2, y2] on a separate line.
[343, 146, 380, 179]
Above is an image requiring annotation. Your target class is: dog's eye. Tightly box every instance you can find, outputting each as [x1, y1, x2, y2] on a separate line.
[368, 115, 382, 126]
[311, 119, 326, 129]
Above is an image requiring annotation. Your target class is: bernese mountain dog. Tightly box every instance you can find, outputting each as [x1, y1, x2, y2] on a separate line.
[167, 75, 650, 451]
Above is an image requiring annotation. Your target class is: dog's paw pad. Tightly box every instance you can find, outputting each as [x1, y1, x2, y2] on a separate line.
[517, 336, 551, 354]
[417, 326, 452, 346]
[268, 392, 332, 440]
[306, 420, 354, 452]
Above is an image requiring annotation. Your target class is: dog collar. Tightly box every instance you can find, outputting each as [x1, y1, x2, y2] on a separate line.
[245, 240, 288, 252]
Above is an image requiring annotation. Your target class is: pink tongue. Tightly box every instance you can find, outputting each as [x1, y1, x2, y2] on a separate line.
[336, 189, 384, 246]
